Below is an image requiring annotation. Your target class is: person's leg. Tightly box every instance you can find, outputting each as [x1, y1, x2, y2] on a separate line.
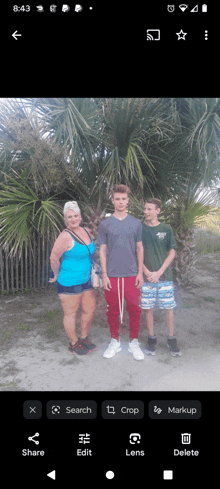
[80, 289, 96, 338]
[124, 277, 144, 360]
[166, 308, 181, 355]
[105, 277, 120, 340]
[145, 309, 157, 355]
[58, 293, 82, 345]
[124, 276, 141, 340]
[157, 281, 176, 337]
[165, 307, 181, 355]
[165, 309, 174, 337]
[157, 281, 181, 356]
[145, 309, 154, 335]
[103, 278, 122, 358]
[140, 282, 157, 328]
[140, 282, 157, 355]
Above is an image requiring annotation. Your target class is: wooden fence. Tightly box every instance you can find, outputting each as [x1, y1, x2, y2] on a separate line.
[0, 233, 55, 294]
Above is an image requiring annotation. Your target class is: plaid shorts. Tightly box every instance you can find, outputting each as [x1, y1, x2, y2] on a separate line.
[140, 281, 176, 309]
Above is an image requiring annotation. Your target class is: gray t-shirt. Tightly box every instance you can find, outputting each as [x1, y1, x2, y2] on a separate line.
[97, 214, 142, 277]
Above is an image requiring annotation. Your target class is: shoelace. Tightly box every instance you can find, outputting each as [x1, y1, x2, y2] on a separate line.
[117, 277, 124, 324]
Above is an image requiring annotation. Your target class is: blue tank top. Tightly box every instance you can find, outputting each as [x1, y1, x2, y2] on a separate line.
[57, 233, 96, 286]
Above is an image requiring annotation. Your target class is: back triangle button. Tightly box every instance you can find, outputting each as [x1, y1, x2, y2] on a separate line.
[47, 470, 56, 480]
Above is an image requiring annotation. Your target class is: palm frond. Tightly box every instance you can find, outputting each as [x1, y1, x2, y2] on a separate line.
[0, 170, 64, 256]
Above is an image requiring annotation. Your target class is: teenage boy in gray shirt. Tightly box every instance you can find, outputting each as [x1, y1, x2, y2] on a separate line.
[97, 184, 144, 360]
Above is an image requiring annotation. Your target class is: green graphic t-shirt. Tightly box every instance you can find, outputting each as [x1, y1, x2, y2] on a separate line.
[142, 222, 176, 281]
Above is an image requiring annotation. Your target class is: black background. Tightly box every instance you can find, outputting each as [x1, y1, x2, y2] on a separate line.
[1, 2, 219, 486]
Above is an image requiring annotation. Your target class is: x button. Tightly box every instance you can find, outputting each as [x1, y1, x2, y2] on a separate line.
[29, 407, 37, 414]
[23, 400, 42, 419]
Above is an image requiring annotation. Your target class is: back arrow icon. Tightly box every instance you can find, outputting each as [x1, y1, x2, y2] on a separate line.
[47, 470, 56, 480]
[12, 30, 22, 40]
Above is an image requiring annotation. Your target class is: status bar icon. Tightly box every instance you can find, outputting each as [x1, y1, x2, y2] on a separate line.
[62, 4, 70, 12]
[50, 5, 57, 12]
[75, 4, 83, 12]
[36, 5, 44, 12]
[190, 5, 198, 12]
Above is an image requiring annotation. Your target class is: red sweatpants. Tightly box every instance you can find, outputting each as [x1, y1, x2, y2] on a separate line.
[104, 276, 141, 340]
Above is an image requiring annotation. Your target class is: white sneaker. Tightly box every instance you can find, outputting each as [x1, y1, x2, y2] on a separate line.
[103, 338, 122, 359]
[128, 339, 144, 361]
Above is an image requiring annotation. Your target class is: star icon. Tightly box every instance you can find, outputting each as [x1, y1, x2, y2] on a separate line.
[176, 29, 187, 40]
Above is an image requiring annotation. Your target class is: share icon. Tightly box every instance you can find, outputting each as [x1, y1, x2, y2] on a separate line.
[28, 432, 40, 445]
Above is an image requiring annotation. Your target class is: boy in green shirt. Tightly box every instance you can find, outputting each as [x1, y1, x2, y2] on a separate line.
[141, 198, 181, 356]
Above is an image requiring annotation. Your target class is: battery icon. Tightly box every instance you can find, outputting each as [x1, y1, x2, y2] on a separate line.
[202, 4, 207, 12]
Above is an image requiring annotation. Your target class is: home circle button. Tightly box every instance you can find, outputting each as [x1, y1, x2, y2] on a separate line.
[106, 471, 115, 479]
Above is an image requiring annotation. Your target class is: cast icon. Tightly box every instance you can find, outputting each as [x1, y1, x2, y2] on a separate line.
[146, 30, 160, 41]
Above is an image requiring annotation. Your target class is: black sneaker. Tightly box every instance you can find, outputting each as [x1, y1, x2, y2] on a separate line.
[68, 340, 92, 355]
[145, 336, 157, 355]
[79, 336, 97, 351]
[167, 338, 181, 356]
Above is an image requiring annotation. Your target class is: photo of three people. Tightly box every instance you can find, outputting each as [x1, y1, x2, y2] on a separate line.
[50, 184, 181, 360]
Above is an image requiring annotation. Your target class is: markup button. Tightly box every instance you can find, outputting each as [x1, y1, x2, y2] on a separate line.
[149, 400, 202, 419]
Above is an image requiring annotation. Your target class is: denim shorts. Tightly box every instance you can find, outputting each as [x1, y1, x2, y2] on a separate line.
[140, 281, 176, 309]
[56, 277, 93, 295]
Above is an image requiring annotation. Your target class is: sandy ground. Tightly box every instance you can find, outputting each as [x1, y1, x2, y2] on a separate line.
[0, 252, 220, 391]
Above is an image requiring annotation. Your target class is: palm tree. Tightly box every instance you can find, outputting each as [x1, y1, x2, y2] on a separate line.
[0, 169, 64, 257]
[0, 98, 112, 256]
[92, 97, 177, 196]
[1, 97, 220, 287]
[162, 179, 219, 286]
[24, 98, 99, 183]
[10, 97, 220, 200]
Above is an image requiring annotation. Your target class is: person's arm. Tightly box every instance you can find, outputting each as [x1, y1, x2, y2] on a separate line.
[135, 241, 144, 288]
[147, 249, 176, 283]
[99, 243, 112, 291]
[159, 248, 176, 275]
[49, 232, 71, 282]
[143, 263, 152, 280]
[99, 243, 107, 273]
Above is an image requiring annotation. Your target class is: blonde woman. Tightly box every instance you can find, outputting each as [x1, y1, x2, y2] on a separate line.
[49, 201, 97, 355]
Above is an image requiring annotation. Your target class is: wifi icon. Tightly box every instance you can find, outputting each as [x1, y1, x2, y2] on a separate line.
[179, 4, 189, 11]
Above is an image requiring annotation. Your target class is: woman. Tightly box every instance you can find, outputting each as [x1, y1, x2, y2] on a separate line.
[49, 201, 97, 355]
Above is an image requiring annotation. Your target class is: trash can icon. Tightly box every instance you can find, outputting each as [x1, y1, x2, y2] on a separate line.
[181, 433, 191, 444]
